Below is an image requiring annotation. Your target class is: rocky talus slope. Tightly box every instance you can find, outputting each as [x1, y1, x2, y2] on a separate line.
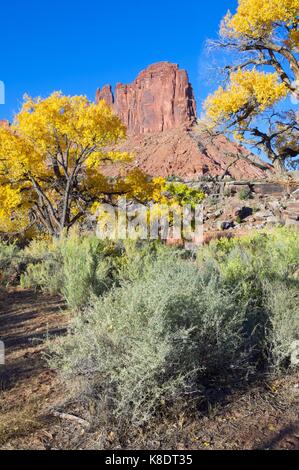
[199, 180, 299, 243]
[107, 128, 271, 180]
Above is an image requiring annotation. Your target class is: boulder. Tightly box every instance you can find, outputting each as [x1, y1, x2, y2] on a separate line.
[254, 209, 274, 221]
[217, 220, 235, 230]
[233, 206, 253, 221]
[224, 183, 253, 197]
[252, 183, 285, 196]
[282, 203, 299, 222]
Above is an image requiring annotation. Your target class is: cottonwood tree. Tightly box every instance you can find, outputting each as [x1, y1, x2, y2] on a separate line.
[0, 93, 162, 237]
[204, 0, 299, 172]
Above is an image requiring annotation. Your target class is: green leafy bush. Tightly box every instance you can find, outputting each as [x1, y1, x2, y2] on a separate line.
[264, 280, 299, 371]
[238, 187, 252, 200]
[2, 226, 298, 441]
[165, 182, 205, 208]
[20, 238, 63, 294]
[199, 227, 299, 282]
[115, 240, 179, 283]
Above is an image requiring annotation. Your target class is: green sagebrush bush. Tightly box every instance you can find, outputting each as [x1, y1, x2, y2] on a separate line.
[49, 228, 299, 429]
[199, 227, 299, 372]
[20, 238, 63, 294]
[264, 280, 299, 371]
[60, 235, 112, 309]
[115, 239, 179, 283]
[21, 233, 112, 308]
[49, 251, 250, 426]
[0, 241, 23, 287]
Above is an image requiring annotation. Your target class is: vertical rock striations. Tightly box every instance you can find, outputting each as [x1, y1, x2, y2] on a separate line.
[96, 62, 196, 135]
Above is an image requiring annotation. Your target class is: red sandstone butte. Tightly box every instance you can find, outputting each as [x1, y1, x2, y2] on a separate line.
[96, 62, 272, 179]
[96, 62, 196, 135]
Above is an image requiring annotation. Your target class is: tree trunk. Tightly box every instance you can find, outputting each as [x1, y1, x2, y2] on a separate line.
[273, 158, 286, 174]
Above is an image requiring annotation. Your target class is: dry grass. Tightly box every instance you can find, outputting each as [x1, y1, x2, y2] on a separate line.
[0, 399, 44, 446]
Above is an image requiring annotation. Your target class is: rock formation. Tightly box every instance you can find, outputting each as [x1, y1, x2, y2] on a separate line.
[96, 62, 196, 135]
[96, 62, 272, 180]
[104, 128, 271, 180]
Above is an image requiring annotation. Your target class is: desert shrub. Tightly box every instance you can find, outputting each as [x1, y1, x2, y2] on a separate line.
[20, 257, 63, 294]
[0, 241, 20, 265]
[198, 227, 299, 370]
[49, 253, 251, 427]
[21, 233, 113, 308]
[60, 234, 111, 309]
[48, 227, 299, 435]
[223, 187, 231, 198]
[165, 182, 205, 208]
[20, 237, 63, 294]
[238, 187, 252, 200]
[115, 240, 181, 283]
[0, 241, 23, 287]
[264, 280, 299, 371]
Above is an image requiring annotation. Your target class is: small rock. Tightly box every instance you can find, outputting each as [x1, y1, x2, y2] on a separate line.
[286, 202, 299, 211]
[282, 203, 299, 221]
[283, 211, 299, 221]
[214, 209, 223, 218]
[291, 189, 299, 200]
[233, 206, 253, 221]
[217, 220, 234, 230]
[254, 209, 274, 221]
[266, 216, 282, 225]
[268, 200, 282, 210]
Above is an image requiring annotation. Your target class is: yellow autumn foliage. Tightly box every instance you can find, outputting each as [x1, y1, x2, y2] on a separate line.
[205, 69, 287, 124]
[0, 92, 164, 235]
[204, 0, 299, 171]
[224, 0, 299, 38]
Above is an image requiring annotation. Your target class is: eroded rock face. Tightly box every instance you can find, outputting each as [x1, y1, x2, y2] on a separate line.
[105, 128, 272, 180]
[96, 62, 273, 180]
[96, 85, 114, 108]
[96, 62, 196, 135]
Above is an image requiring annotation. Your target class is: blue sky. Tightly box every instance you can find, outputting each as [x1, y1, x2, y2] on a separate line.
[0, 0, 238, 121]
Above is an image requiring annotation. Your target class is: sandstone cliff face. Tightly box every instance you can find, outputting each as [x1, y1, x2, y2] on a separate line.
[96, 62, 272, 180]
[96, 62, 196, 135]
